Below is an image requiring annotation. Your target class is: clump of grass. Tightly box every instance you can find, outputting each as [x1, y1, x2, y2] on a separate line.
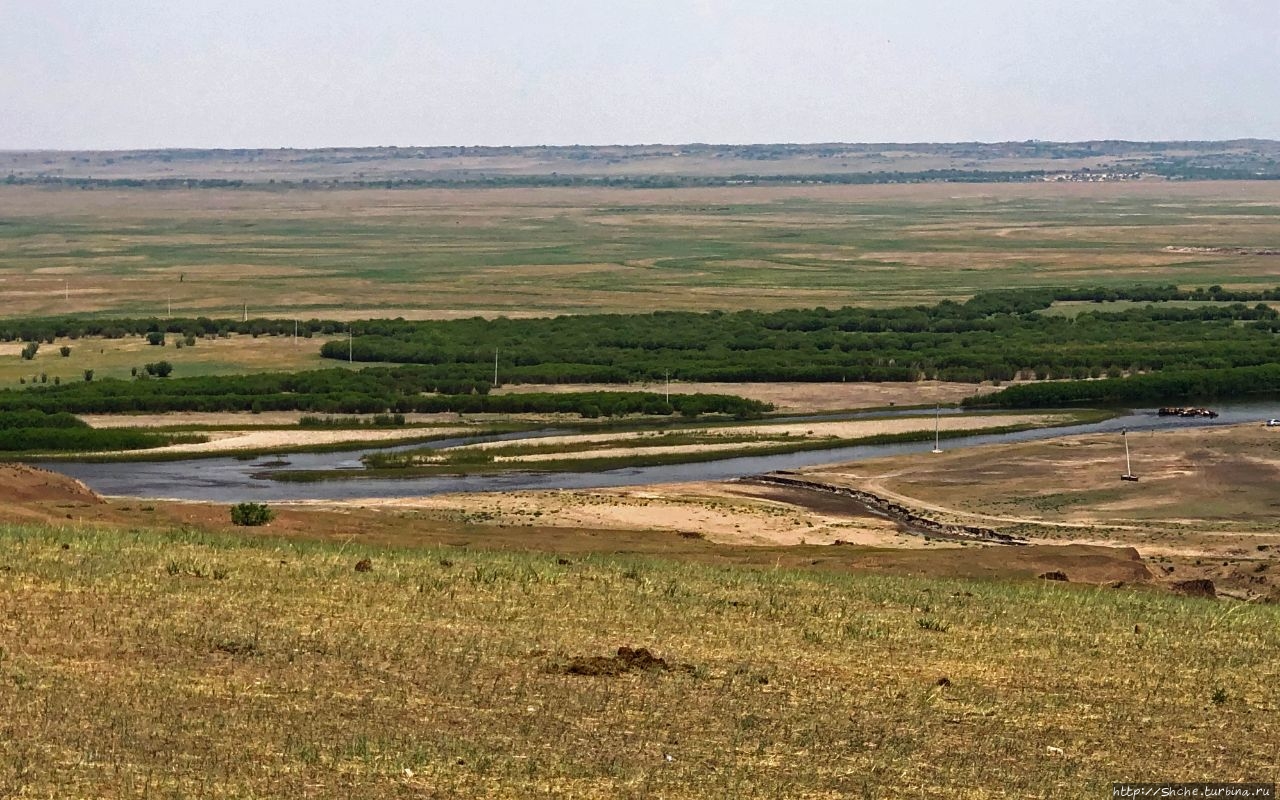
[213, 637, 260, 657]
[916, 616, 950, 632]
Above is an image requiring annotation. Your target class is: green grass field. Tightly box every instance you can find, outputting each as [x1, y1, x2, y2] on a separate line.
[0, 332, 348, 388]
[1, 522, 1275, 798]
[3, 182, 1279, 319]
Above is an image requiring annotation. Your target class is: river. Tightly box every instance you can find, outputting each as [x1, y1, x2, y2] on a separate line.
[38, 403, 1279, 502]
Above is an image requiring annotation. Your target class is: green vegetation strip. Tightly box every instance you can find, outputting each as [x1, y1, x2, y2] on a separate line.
[973, 363, 1280, 408]
[0, 368, 768, 420]
[318, 285, 1280, 384]
[1, 522, 1274, 796]
[0, 411, 203, 454]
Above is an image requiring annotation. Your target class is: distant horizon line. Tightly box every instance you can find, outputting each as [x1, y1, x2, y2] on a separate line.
[4, 137, 1279, 154]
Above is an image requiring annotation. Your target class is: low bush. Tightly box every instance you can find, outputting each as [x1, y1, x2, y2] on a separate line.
[229, 503, 274, 527]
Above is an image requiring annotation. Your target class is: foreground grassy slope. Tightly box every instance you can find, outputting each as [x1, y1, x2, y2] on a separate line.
[1, 524, 1275, 798]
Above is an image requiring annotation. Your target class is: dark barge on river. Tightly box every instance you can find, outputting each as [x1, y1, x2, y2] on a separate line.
[1157, 407, 1218, 418]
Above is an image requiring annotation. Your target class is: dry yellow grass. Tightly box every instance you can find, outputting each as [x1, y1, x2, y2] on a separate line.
[1, 521, 1275, 798]
[3, 181, 1279, 319]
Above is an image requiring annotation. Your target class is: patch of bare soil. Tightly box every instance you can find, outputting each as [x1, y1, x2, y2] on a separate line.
[833, 544, 1155, 585]
[729, 483, 888, 519]
[0, 464, 106, 525]
[555, 647, 696, 677]
[496, 380, 1004, 413]
[364, 484, 920, 547]
[100, 427, 470, 456]
[1168, 578, 1217, 598]
[0, 464, 103, 505]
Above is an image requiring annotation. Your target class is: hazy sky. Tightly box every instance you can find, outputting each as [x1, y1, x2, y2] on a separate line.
[2, 0, 1277, 149]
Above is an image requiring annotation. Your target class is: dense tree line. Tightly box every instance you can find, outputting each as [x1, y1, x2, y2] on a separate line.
[315, 286, 1280, 385]
[0, 316, 339, 345]
[969, 364, 1280, 408]
[0, 367, 768, 419]
[0, 411, 183, 452]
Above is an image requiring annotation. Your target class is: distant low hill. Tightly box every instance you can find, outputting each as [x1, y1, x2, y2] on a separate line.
[4, 139, 1279, 187]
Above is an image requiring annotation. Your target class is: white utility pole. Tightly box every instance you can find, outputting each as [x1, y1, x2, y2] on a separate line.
[664, 370, 670, 403]
[348, 326, 353, 363]
[294, 319, 298, 346]
[931, 403, 943, 453]
[493, 349, 499, 386]
[1121, 428, 1139, 481]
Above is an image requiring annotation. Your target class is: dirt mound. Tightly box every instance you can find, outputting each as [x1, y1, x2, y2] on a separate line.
[1169, 579, 1217, 598]
[0, 464, 104, 507]
[1003, 545, 1154, 584]
[557, 647, 695, 677]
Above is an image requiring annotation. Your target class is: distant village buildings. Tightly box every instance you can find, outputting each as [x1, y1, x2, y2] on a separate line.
[1041, 171, 1146, 182]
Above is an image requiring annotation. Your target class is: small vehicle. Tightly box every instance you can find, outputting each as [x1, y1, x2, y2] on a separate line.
[1267, 419, 1280, 427]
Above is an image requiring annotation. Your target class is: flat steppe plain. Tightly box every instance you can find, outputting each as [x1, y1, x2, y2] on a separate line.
[3, 181, 1279, 319]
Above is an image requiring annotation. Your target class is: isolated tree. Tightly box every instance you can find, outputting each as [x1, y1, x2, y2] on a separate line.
[59, 346, 71, 357]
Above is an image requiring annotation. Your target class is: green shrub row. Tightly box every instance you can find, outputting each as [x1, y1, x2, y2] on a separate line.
[968, 364, 1280, 408]
[316, 286, 1280, 384]
[0, 366, 769, 419]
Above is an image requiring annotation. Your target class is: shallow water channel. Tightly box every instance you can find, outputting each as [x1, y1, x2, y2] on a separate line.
[40, 403, 1279, 503]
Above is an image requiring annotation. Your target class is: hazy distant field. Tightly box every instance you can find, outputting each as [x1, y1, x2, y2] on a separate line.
[7, 140, 1278, 183]
[1, 181, 1278, 319]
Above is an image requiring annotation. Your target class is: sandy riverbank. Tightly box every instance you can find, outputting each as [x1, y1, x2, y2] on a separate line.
[461, 413, 1061, 462]
[116, 426, 471, 455]
[306, 481, 936, 548]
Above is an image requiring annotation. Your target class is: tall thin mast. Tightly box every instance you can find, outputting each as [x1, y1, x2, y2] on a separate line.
[931, 403, 943, 453]
[1121, 428, 1139, 481]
